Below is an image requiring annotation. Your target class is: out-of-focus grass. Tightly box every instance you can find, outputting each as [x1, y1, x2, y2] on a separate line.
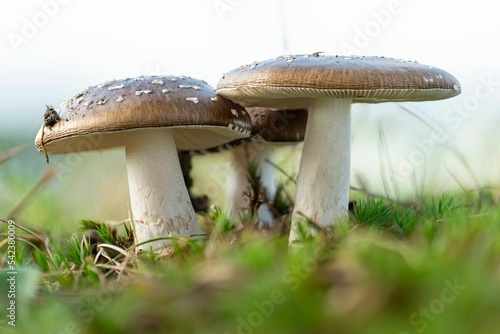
[3, 197, 500, 334]
[0, 137, 130, 233]
[2, 138, 500, 334]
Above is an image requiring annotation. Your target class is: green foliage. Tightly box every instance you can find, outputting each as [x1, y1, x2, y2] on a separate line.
[430, 193, 463, 220]
[392, 205, 418, 236]
[350, 197, 420, 237]
[80, 220, 113, 243]
[3, 143, 500, 333]
[204, 206, 237, 236]
[2, 191, 500, 333]
[273, 180, 295, 215]
[267, 158, 296, 215]
[65, 235, 93, 268]
[292, 214, 314, 242]
[351, 197, 394, 229]
[245, 161, 266, 220]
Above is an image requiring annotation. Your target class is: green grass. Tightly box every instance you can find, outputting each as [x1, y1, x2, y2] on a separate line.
[2, 142, 500, 334]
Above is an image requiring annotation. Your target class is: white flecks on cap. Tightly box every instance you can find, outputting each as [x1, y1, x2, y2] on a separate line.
[179, 85, 201, 90]
[162, 89, 170, 94]
[61, 99, 72, 109]
[170, 78, 178, 82]
[210, 96, 218, 102]
[230, 109, 239, 117]
[185, 97, 199, 104]
[135, 90, 153, 96]
[96, 99, 107, 105]
[152, 80, 164, 85]
[116, 96, 125, 103]
[97, 79, 116, 88]
[109, 84, 125, 91]
[83, 100, 93, 107]
[249, 62, 259, 70]
[133, 77, 145, 81]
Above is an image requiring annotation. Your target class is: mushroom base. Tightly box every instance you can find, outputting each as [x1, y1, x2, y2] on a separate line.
[125, 128, 203, 251]
[289, 98, 352, 244]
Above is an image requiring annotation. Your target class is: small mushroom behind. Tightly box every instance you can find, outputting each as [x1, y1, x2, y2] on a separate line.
[35, 75, 251, 252]
[227, 107, 307, 228]
[178, 107, 307, 228]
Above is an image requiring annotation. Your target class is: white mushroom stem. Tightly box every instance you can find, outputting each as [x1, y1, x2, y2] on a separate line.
[125, 128, 202, 251]
[228, 143, 276, 226]
[289, 98, 352, 244]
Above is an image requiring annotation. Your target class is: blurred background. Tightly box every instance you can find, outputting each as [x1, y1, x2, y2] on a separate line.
[1, 0, 499, 231]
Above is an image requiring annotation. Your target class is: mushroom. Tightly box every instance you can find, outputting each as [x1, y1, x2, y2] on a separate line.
[180, 107, 308, 228]
[226, 107, 308, 227]
[216, 54, 461, 244]
[35, 75, 251, 252]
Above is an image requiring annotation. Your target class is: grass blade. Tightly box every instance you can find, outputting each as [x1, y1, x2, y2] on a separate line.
[0, 144, 27, 164]
[377, 120, 401, 200]
[6, 165, 59, 219]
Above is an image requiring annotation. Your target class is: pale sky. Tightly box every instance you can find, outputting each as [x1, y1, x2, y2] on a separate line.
[1, 0, 498, 128]
[1, 0, 499, 191]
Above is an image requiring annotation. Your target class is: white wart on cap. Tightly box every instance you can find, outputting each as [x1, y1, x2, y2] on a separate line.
[216, 54, 461, 244]
[35, 75, 251, 252]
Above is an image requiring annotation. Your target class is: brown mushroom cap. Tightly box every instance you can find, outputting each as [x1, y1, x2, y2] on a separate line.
[216, 54, 462, 108]
[247, 107, 307, 142]
[183, 107, 308, 155]
[35, 76, 252, 154]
